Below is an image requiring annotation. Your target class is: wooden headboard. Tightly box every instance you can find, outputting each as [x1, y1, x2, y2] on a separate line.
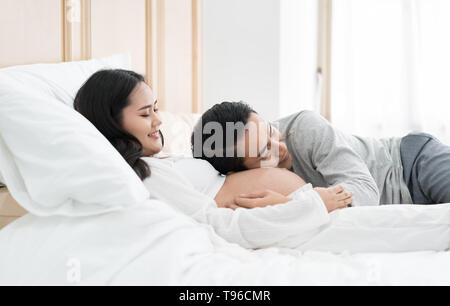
[0, 0, 202, 113]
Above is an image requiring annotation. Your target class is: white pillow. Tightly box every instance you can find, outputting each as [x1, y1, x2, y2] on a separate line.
[0, 55, 149, 216]
[0, 53, 132, 190]
[159, 111, 200, 155]
[0, 53, 131, 107]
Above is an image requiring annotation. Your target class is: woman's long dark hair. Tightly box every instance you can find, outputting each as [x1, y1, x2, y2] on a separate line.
[74, 69, 163, 181]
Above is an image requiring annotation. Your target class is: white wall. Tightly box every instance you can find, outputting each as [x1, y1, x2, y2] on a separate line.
[279, 0, 318, 117]
[202, 0, 281, 121]
[202, 0, 318, 121]
[163, 0, 193, 113]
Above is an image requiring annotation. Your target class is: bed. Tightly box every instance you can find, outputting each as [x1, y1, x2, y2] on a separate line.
[0, 53, 449, 286]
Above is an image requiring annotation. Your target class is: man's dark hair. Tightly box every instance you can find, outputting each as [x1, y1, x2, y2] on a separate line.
[191, 101, 256, 175]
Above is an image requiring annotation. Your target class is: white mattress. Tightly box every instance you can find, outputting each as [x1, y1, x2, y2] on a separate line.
[0, 199, 449, 285]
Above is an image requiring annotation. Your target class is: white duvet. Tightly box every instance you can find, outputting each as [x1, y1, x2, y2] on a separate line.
[142, 157, 450, 253]
[0, 198, 449, 285]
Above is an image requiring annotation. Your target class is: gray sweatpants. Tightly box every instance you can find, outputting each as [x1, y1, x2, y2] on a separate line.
[400, 132, 450, 204]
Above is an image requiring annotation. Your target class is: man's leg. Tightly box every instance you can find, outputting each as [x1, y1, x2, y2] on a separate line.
[408, 134, 450, 204]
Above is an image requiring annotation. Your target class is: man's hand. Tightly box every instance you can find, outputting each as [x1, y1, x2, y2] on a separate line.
[313, 185, 353, 212]
[234, 190, 292, 209]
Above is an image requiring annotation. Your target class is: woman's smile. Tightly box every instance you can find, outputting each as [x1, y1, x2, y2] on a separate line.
[148, 130, 160, 139]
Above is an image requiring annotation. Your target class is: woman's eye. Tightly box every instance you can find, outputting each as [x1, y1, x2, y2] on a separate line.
[141, 114, 150, 118]
[154, 108, 159, 113]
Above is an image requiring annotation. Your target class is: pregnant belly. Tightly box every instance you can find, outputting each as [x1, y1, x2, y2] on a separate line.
[214, 167, 307, 206]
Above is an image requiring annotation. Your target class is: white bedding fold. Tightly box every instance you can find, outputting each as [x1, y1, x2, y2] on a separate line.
[296, 204, 450, 253]
[142, 157, 330, 249]
[0, 198, 449, 285]
[141, 157, 450, 252]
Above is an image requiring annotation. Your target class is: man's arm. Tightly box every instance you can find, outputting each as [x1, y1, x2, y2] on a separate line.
[294, 111, 380, 206]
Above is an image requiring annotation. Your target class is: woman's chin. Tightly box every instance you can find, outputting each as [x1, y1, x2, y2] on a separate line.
[143, 145, 163, 157]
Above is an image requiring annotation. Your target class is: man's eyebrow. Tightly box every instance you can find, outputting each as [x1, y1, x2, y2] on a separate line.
[138, 100, 157, 111]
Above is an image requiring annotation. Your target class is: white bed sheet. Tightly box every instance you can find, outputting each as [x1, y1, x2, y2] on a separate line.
[0, 199, 449, 286]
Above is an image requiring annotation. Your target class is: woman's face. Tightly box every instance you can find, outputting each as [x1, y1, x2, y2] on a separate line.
[121, 82, 163, 156]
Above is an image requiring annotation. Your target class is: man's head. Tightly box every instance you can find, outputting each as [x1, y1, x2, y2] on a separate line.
[191, 102, 293, 175]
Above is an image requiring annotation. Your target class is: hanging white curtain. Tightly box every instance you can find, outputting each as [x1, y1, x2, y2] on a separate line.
[331, 0, 450, 144]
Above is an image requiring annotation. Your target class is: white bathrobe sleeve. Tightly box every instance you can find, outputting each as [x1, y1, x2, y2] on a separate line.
[142, 157, 330, 249]
[200, 186, 330, 249]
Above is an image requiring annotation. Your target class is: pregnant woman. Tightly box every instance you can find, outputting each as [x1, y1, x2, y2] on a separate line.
[73, 69, 352, 249]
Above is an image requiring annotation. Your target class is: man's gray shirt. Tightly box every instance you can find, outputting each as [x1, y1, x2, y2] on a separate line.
[275, 110, 413, 206]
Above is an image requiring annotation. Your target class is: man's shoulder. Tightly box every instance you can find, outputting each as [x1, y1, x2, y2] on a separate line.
[276, 110, 325, 123]
[275, 110, 328, 133]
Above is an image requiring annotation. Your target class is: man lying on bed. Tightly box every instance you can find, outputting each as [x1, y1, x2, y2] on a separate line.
[192, 102, 450, 207]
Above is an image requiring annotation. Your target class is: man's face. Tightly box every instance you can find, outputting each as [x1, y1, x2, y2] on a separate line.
[238, 113, 293, 170]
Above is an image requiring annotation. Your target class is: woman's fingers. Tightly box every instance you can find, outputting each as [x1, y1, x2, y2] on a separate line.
[226, 203, 240, 210]
[220, 202, 240, 210]
[234, 197, 261, 208]
[238, 190, 267, 199]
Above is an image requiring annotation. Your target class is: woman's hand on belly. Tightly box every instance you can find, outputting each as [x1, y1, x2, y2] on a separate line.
[216, 200, 240, 210]
[214, 167, 307, 208]
[234, 190, 293, 209]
